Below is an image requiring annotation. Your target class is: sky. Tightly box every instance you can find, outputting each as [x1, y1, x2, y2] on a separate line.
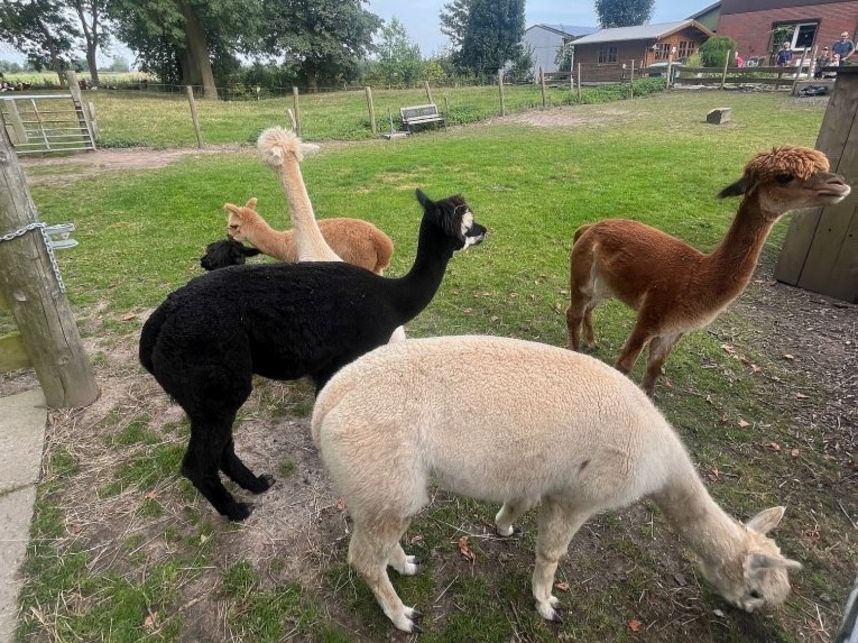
[0, 0, 706, 67]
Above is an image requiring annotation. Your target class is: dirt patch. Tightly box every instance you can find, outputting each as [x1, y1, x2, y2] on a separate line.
[502, 106, 632, 129]
[20, 145, 249, 187]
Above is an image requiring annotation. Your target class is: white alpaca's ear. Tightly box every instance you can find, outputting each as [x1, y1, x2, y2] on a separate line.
[748, 553, 803, 571]
[745, 506, 786, 534]
[300, 142, 320, 156]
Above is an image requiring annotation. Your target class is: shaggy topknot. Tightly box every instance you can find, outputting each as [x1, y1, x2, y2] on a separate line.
[744, 145, 829, 183]
[257, 127, 319, 167]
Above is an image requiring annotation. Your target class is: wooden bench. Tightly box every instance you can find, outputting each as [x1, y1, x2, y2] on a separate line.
[400, 103, 445, 133]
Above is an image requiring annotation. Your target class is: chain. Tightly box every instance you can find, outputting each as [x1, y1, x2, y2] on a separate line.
[0, 221, 67, 293]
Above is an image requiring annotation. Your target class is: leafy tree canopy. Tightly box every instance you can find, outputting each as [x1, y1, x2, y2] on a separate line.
[699, 35, 737, 67]
[0, 0, 78, 78]
[459, 0, 524, 76]
[594, 0, 654, 28]
[373, 17, 421, 85]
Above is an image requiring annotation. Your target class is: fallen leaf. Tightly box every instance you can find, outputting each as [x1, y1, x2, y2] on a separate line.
[673, 572, 687, 587]
[555, 580, 570, 592]
[783, 354, 795, 360]
[707, 466, 720, 481]
[750, 364, 761, 374]
[790, 448, 800, 458]
[335, 498, 346, 511]
[121, 312, 136, 321]
[737, 418, 750, 428]
[199, 533, 208, 544]
[144, 490, 157, 500]
[408, 534, 424, 545]
[768, 442, 781, 452]
[721, 343, 736, 354]
[628, 618, 642, 632]
[795, 392, 809, 400]
[457, 535, 475, 563]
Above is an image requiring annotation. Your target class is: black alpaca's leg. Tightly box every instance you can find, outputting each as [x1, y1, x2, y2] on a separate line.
[220, 438, 275, 494]
[182, 418, 253, 521]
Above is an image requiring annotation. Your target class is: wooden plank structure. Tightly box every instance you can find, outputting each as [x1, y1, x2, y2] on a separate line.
[775, 66, 858, 304]
[0, 123, 98, 407]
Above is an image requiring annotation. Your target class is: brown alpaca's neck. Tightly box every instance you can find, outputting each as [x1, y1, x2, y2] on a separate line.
[243, 214, 291, 259]
[279, 155, 340, 262]
[702, 192, 777, 304]
[652, 456, 744, 572]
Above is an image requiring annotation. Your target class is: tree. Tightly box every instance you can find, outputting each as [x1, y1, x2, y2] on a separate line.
[108, 55, 129, 71]
[439, 0, 471, 50]
[375, 17, 421, 86]
[69, 0, 109, 85]
[0, 0, 78, 84]
[594, 0, 654, 29]
[459, 0, 524, 76]
[699, 36, 737, 67]
[265, 0, 382, 92]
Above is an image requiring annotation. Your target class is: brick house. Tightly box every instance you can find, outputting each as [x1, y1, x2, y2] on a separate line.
[571, 20, 714, 69]
[717, 0, 858, 64]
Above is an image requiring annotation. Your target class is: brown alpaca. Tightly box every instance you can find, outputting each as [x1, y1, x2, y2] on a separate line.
[566, 146, 851, 395]
[225, 201, 394, 275]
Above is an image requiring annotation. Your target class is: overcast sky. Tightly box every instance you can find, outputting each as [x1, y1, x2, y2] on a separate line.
[0, 0, 705, 67]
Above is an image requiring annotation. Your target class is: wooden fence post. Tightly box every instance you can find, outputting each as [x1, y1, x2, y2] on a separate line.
[424, 80, 434, 104]
[292, 87, 301, 136]
[666, 50, 675, 89]
[0, 128, 98, 408]
[630, 59, 635, 98]
[498, 69, 506, 116]
[4, 100, 27, 144]
[66, 70, 96, 149]
[365, 86, 377, 136]
[792, 48, 809, 94]
[539, 66, 547, 108]
[720, 50, 732, 89]
[87, 101, 99, 140]
[577, 63, 582, 100]
[185, 86, 203, 148]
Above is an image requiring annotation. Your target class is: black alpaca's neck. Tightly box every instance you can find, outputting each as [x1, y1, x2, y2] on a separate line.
[389, 216, 456, 322]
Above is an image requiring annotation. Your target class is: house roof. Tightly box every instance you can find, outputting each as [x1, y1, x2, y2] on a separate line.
[570, 20, 714, 45]
[526, 24, 598, 38]
[688, 1, 721, 20]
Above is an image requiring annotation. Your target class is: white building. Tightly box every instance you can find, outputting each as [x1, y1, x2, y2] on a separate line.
[522, 24, 597, 75]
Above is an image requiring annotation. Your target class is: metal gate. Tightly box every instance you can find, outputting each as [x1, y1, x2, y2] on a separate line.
[0, 93, 96, 154]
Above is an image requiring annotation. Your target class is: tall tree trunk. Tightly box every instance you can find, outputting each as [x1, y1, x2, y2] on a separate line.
[85, 41, 99, 85]
[177, 0, 218, 99]
[72, 1, 101, 86]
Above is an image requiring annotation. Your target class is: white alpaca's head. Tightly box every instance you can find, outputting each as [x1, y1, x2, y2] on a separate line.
[699, 506, 801, 612]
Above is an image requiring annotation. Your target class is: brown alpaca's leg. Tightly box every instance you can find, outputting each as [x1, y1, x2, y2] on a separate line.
[349, 519, 419, 632]
[616, 322, 652, 375]
[532, 497, 591, 622]
[642, 333, 683, 396]
[582, 302, 598, 348]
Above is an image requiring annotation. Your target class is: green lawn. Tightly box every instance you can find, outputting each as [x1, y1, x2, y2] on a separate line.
[14, 90, 854, 642]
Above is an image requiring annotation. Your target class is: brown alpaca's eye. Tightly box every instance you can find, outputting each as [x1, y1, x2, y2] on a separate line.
[775, 173, 793, 184]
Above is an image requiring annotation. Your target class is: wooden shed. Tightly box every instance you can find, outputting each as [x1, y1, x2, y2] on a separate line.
[775, 66, 858, 303]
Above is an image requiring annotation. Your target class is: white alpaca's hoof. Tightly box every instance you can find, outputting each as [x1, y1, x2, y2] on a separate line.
[496, 523, 514, 537]
[536, 599, 562, 622]
[400, 561, 419, 576]
[549, 595, 560, 608]
[391, 609, 421, 632]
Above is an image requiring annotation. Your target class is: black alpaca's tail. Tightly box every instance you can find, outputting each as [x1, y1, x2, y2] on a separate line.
[139, 301, 172, 374]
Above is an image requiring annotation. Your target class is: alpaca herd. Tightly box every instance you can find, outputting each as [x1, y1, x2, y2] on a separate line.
[140, 133, 851, 630]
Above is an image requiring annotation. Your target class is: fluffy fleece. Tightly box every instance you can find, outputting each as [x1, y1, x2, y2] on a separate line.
[565, 146, 851, 394]
[139, 189, 486, 521]
[199, 237, 262, 271]
[312, 335, 802, 632]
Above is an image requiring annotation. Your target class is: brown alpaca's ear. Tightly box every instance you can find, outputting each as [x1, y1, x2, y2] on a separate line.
[245, 197, 258, 210]
[224, 203, 243, 218]
[718, 177, 749, 199]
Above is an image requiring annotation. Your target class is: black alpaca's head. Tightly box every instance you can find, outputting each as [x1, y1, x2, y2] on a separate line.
[415, 189, 486, 251]
[200, 238, 262, 271]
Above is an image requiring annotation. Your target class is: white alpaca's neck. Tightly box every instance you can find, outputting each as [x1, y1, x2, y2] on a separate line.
[279, 154, 341, 263]
[652, 455, 745, 570]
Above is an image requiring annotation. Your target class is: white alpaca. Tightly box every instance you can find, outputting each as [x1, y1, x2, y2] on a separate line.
[312, 336, 801, 632]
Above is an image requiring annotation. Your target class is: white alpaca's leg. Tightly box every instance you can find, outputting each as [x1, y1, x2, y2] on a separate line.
[532, 497, 590, 622]
[349, 522, 418, 632]
[388, 326, 407, 343]
[388, 542, 419, 576]
[495, 497, 537, 536]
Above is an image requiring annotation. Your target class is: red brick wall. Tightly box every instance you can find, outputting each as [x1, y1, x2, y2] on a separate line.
[718, 2, 858, 60]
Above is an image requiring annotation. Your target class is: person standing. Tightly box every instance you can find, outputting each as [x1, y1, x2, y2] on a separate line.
[832, 31, 855, 64]
[776, 41, 793, 66]
[815, 46, 833, 78]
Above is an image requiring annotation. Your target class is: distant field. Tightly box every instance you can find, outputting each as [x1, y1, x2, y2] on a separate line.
[2, 70, 151, 86]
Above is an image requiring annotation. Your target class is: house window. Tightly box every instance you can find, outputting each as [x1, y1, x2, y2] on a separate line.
[655, 43, 671, 60]
[598, 46, 618, 64]
[773, 22, 819, 51]
[678, 41, 693, 59]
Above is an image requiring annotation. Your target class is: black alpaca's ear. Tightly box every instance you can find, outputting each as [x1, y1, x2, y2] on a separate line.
[718, 177, 748, 199]
[415, 189, 433, 209]
[241, 246, 262, 257]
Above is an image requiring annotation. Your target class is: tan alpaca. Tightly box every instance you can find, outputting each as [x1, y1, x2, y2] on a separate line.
[225, 200, 394, 275]
[566, 146, 851, 395]
[312, 336, 801, 632]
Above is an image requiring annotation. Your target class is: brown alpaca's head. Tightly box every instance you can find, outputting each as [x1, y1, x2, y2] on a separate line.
[224, 197, 259, 241]
[718, 146, 851, 216]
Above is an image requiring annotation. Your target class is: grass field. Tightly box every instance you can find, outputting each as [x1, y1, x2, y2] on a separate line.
[76, 79, 664, 147]
[12, 90, 856, 642]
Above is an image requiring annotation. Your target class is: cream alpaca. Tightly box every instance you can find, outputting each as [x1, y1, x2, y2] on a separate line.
[312, 336, 801, 632]
[566, 146, 851, 395]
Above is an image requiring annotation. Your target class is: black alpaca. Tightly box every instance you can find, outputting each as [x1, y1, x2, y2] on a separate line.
[140, 189, 486, 521]
[200, 238, 262, 271]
